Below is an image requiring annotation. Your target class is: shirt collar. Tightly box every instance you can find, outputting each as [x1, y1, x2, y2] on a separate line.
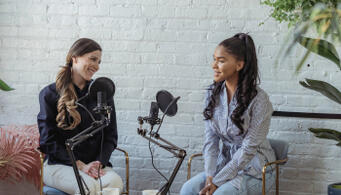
[73, 80, 92, 97]
[221, 81, 238, 107]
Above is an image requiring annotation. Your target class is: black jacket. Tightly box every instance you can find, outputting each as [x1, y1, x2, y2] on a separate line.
[37, 81, 117, 166]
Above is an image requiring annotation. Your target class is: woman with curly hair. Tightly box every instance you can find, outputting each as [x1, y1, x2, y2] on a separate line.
[180, 33, 276, 195]
[38, 38, 123, 195]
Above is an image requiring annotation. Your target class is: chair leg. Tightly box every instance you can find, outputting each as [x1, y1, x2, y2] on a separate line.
[40, 153, 44, 195]
[187, 153, 203, 180]
[262, 167, 266, 195]
[115, 148, 129, 195]
[276, 165, 279, 195]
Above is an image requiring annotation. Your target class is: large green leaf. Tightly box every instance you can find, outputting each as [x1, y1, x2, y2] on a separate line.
[0, 79, 14, 91]
[332, 185, 341, 189]
[296, 49, 311, 72]
[299, 78, 341, 104]
[297, 36, 340, 70]
[309, 128, 341, 147]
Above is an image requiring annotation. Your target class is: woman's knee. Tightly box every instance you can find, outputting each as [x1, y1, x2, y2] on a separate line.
[180, 180, 197, 195]
[84, 181, 98, 195]
[213, 183, 239, 195]
[103, 169, 124, 191]
[180, 172, 206, 195]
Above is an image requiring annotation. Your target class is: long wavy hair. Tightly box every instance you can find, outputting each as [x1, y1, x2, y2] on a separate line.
[56, 38, 102, 130]
[203, 33, 259, 134]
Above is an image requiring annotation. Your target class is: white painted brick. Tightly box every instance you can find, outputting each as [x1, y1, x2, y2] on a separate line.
[80, 28, 112, 39]
[175, 53, 208, 65]
[116, 18, 147, 30]
[158, 0, 192, 6]
[0, 48, 17, 59]
[144, 29, 177, 41]
[127, 64, 159, 76]
[112, 30, 144, 41]
[157, 6, 176, 18]
[14, 14, 48, 26]
[0, 14, 13, 25]
[176, 31, 207, 42]
[0, 26, 17, 36]
[144, 78, 177, 88]
[48, 28, 78, 39]
[168, 19, 210, 31]
[47, 15, 77, 26]
[109, 6, 141, 17]
[226, 8, 247, 19]
[98, 0, 157, 5]
[193, 0, 226, 6]
[17, 4, 46, 14]
[141, 53, 174, 64]
[79, 5, 109, 16]
[47, 4, 77, 15]
[207, 7, 231, 19]
[141, 6, 158, 17]
[105, 52, 141, 64]
[175, 8, 207, 19]
[0, 4, 16, 13]
[17, 27, 48, 37]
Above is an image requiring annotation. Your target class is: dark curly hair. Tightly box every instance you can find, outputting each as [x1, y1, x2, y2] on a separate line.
[203, 33, 260, 134]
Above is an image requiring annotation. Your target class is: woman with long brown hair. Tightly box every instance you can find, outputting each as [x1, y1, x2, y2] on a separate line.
[180, 33, 276, 195]
[38, 38, 123, 195]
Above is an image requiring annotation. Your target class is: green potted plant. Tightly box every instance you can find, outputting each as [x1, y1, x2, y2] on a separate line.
[261, 0, 341, 193]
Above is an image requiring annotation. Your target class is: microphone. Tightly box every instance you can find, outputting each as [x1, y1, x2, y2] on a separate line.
[97, 91, 107, 108]
[148, 101, 159, 126]
[137, 90, 180, 129]
[88, 77, 115, 115]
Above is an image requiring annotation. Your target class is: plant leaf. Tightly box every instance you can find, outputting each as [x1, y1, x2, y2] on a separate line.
[0, 79, 14, 91]
[299, 78, 341, 104]
[309, 128, 341, 146]
[296, 50, 311, 72]
[297, 36, 340, 70]
[0, 125, 41, 189]
[309, 128, 341, 137]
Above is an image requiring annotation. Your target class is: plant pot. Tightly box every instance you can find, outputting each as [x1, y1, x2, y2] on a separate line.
[328, 183, 341, 195]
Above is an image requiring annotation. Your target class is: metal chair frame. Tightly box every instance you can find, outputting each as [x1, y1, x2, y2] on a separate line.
[187, 152, 288, 195]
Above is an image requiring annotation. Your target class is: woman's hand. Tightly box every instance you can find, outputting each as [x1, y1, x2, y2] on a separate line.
[76, 160, 105, 179]
[199, 176, 217, 195]
[205, 176, 213, 187]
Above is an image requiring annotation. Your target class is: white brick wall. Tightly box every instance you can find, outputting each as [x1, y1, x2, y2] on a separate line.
[1, 0, 341, 194]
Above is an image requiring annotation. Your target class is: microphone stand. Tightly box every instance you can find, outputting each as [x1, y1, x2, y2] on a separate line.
[65, 104, 111, 195]
[137, 117, 186, 195]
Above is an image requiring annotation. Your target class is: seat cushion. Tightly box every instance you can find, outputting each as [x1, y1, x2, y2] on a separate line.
[43, 186, 69, 195]
[269, 139, 289, 163]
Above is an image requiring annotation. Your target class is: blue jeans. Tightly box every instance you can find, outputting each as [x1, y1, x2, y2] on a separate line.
[180, 172, 275, 195]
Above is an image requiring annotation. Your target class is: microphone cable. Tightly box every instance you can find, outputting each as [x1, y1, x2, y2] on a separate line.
[148, 126, 171, 195]
[97, 127, 104, 193]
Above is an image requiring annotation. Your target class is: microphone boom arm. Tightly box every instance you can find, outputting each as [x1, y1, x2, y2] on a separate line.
[65, 117, 110, 195]
[137, 117, 186, 195]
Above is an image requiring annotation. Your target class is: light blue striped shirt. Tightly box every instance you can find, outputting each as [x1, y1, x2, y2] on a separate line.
[203, 83, 276, 189]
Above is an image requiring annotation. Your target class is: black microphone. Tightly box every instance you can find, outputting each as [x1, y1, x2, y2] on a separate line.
[97, 91, 107, 108]
[148, 101, 159, 126]
[88, 77, 115, 115]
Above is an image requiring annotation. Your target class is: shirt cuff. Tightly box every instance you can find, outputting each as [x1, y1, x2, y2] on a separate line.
[204, 156, 217, 177]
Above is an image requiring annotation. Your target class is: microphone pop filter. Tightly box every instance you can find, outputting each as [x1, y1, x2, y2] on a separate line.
[88, 77, 115, 101]
[156, 90, 179, 117]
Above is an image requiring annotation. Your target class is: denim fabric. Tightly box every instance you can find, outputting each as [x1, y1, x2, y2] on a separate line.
[180, 171, 275, 195]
